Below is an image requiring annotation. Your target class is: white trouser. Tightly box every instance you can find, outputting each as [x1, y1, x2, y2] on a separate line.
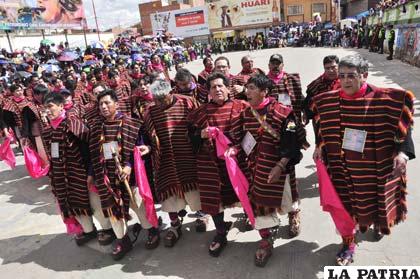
[160, 190, 201, 213]
[109, 187, 153, 239]
[254, 175, 299, 230]
[75, 191, 112, 233]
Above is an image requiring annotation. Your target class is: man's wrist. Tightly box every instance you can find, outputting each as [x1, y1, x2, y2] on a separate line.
[398, 152, 409, 162]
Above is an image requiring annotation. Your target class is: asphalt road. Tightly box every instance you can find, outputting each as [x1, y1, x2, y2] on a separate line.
[1, 46, 419, 279]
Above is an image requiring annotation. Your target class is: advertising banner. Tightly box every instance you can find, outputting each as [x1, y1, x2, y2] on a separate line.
[150, 6, 210, 38]
[205, 0, 279, 31]
[0, 0, 86, 30]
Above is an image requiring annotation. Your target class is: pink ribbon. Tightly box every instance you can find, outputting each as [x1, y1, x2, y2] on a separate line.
[267, 70, 285, 85]
[133, 147, 159, 228]
[50, 110, 66, 129]
[315, 159, 355, 236]
[23, 146, 50, 178]
[207, 127, 255, 227]
[0, 136, 16, 169]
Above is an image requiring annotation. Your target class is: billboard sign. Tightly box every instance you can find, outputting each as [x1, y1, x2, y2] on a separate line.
[150, 6, 210, 38]
[205, 0, 279, 31]
[0, 0, 87, 30]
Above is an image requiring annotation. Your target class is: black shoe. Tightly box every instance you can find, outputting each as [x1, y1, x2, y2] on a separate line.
[111, 234, 133, 261]
[97, 228, 116, 246]
[387, 57, 393, 60]
[75, 230, 97, 246]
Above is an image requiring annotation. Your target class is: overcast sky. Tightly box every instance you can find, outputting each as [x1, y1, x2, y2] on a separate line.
[84, 0, 148, 30]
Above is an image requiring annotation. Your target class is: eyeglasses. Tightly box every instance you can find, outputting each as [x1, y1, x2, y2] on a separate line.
[338, 73, 359, 80]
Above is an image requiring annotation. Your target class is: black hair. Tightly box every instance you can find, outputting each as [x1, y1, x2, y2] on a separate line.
[43, 92, 65, 105]
[64, 79, 77, 92]
[33, 84, 50, 96]
[206, 72, 229, 90]
[175, 68, 192, 83]
[97, 89, 118, 103]
[108, 70, 119, 79]
[9, 84, 23, 93]
[246, 74, 272, 91]
[323, 55, 339, 65]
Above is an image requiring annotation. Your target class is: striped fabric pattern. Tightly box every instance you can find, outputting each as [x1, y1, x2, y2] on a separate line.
[304, 75, 339, 120]
[43, 117, 91, 218]
[312, 85, 415, 234]
[89, 115, 140, 220]
[144, 95, 198, 202]
[268, 73, 304, 123]
[2, 98, 29, 129]
[187, 99, 249, 215]
[197, 69, 212, 104]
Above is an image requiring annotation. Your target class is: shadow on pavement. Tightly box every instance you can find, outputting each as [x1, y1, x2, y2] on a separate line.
[0, 164, 55, 216]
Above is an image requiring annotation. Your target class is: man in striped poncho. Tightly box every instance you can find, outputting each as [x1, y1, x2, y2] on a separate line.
[311, 55, 415, 265]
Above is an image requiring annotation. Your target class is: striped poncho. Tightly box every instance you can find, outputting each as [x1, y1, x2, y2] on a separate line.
[144, 95, 198, 202]
[311, 85, 415, 234]
[187, 99, 250, 216]
[43, 116, 91, 218]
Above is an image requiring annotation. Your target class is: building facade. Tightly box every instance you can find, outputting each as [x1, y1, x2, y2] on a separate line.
[282, 0, 333, 23]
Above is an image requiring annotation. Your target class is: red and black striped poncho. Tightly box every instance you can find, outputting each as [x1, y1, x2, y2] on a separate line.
[311, 85, 415, 234]
[89, 113, 140, 220]
[119, 95, 154, 124]
[187, 99, 249, 216]
[2, 97, 29, 133]
[144, 95, 198, 202]
[197, 69, 212, 104]
[42, 117, 91, 218]
[231, 98, 309, 215]
[268, 72, 304, 124]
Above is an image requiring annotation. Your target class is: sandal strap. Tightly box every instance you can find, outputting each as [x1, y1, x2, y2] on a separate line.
[167, 226, 179, 239]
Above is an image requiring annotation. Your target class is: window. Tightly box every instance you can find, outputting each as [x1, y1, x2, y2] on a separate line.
[312, 3, 326, 13]
[287, 5, 303, 15]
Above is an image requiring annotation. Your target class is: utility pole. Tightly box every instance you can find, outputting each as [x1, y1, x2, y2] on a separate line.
[91, 0, 101, 41]
[5, 30, 13, 52]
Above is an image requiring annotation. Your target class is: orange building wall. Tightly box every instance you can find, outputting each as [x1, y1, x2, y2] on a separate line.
[283, 0, 332, 23]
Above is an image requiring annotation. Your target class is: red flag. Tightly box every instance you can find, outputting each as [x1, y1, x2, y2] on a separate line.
[23, 146, 50, 178]
[315, 159, 355, 236]
[0, 137, 16, 169]
[133, 147, 159, 228]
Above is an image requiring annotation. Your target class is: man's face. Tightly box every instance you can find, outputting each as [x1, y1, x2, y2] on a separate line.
[205, 59, 213, 69]
[99, 95, 118, 118]
[45, 102, 64, 120]
[154, 94, 173, 110]
[176, 79, 191, 91]
[110, 75, 120, 86]
[12, 86, 24, 98]
[338, 66, 363, 95]
[268, 61, 284, 74]
[214, 59, 230, 76]
[64, 95, 73, 105]
[89, 76, 97, 85]
[92, 86, 105, 96]
[138, 80, 150, 95]
[209, 78, 229, 103]
[242, 57, 253, 71]
[245, 82, 266, 107]
[323, 61, 338, 80]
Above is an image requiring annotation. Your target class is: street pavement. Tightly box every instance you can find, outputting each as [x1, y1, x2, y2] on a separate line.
[1, 47, 419, 279]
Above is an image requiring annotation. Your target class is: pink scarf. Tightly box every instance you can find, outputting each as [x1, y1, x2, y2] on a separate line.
[340, 82, 368, 100]
[12, 96, 25, 103]
[207, 127, 255, 227]
[134, 147, 159, 228]
[50, 110, 66, 129]
[267, 70, 285, 85]
[23, 146, 50, 179]
[150, 62, 164, 73]
[252, 97, 270, 110]
[64, 101, 73, 111]
[315, 159, 355, 237]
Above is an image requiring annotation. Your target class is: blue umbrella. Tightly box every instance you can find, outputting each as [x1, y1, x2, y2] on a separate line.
[82, 60, 99, 67]
[46, 59, 59, 64]
[41, 64, 61, 72]
[90, 41, 104, 49]
[132, 53, 144, 62]
[0, 59, 10, 65]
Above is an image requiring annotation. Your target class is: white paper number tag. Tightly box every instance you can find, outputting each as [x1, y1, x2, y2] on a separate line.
[51, 142, 59, 158]
[103, 141, 119, 160]
[278, 93, 292, 106]
[241, 131, 257, 156]
[342, 128, 367, 153]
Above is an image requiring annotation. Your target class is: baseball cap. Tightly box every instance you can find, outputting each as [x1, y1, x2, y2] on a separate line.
[269, 54, 283, 64]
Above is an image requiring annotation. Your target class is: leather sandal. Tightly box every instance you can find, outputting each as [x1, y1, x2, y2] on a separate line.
[208, 233, 227, 257]
[75, 229, 97, 246]
[164, 223, 182, 247]
[288, 209, 301, 237]
[336, 245, 355, 266]
[145, 229, 160, 250]
[97, 228, 116, 246]
[254, 238, 273, 267]
[112, 234, 133, 261]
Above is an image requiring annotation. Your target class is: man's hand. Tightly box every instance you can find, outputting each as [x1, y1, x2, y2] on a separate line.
[87, 175, 94, 186]
[20, 137, 31, 147]
[119, 166, 132, 181]
[232, 85, 244, 95]
[268, 164, 284, 184]
[201, 128, 209, 139]
[313, 147, 323, 162]
[224, 147, 238, 158]
[137, 145, 151, 156]
[392, 152, 408, 177]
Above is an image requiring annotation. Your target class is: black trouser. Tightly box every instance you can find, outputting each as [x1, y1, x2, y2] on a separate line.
[388, 42, 394, 58]
[378, 39, 385, 53]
